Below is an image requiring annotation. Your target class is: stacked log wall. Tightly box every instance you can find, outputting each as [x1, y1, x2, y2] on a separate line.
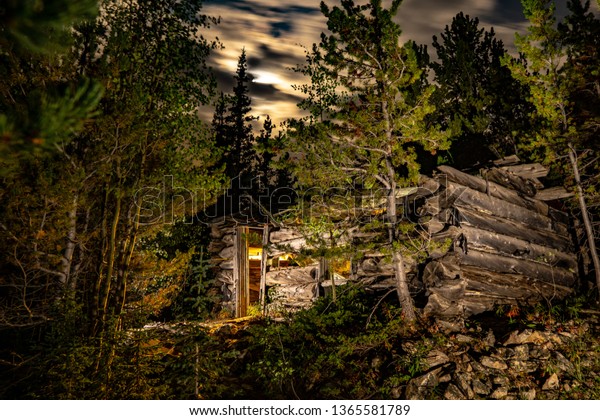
[422, 165, 577, 318]
[206, 163, 578, 319]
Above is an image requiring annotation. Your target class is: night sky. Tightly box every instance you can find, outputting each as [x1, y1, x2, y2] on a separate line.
[202, 0, 594, 127]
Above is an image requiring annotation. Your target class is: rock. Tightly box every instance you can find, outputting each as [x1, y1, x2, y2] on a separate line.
[519, 388, 536, 400]
[554, 352, 575, 374]
[504, 330, 526, 346]
[509, 360, 538, 373]
[425, 349, 450, 368]
[439, 374, 452, 383]
[472, 378, 491, 395]
[405, 367, 443, 399]
[504, 330, 531, 344]
[523, 331, 548, 345]
[494, 347, 511, 358]
[490, 386, 508, 399]
[542, 373, 560, 390]
[504, 329, 556, 346]
[470, 360, 487, 373]
[401, 341, 418, 355]
[484, 329, 496, 347]
[444, 383, 466, 400]
[456, 334, 475, 343]
[530, 347, 551, 360]
[436, 319, 464, 333]
[492, 375, 510, 386]
[455, 372, 475, 399]
[511, 344, 529, 360]
[391, 387, 402, 399]
[481, 356, 508, 370]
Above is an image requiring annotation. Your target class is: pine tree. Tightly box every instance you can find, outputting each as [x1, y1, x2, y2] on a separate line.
[506, 0, 600, 293]
[0, 0, 103, 172]
[226, 49, 258, 189]
[288, 0, 450, 320]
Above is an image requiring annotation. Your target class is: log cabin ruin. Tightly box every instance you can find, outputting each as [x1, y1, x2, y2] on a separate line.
[207, 159, 579, 319]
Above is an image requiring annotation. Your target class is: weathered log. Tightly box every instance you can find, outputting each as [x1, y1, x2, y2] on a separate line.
[210, 224, 224, 239]
[484, 167, 537, 197]
[457, 248, 576, 287]
[436, 165, 549, 215]
[416, 175, 441, 198]
[493, 155, 521, 166]
[460, 265, 572, 299]
[269, 228, 303, 243]
[207, 240, 227, 254]
[423, 261, 575, 317]
[270, 237, 307, 254]
[454, 206, 573, 253]
[265, 265, 316, 286]
[219, 260, 234, 270]
[268, 283, 315, 303]
[502, 163, 549, 179]
[456, 225, 577, 272]
[443, 182, 569, 237]
[215, 269, 234, 285]
[419, 215, 446, 234]
[218, 245, 235, 260]
[534, 186, 574, 202]
[424, 293, 466, 317]
[463, 279, 572, 302]
[422, 256, 461, 288]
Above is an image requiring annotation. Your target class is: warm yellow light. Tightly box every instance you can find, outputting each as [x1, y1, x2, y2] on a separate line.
[248, 247, 263, 260]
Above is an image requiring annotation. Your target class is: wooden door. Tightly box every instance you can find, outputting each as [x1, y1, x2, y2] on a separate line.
[234, 226, 249, 317]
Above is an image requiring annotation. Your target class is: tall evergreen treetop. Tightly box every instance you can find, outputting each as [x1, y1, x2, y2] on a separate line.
[430, 12, 532, 165]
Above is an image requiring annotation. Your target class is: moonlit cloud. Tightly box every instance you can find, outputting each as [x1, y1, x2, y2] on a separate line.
[202, 0, 599, 127]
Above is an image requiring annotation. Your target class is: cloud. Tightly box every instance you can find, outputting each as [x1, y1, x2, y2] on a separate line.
[203, 0, 325, 125]
[203, 0, 597, 126]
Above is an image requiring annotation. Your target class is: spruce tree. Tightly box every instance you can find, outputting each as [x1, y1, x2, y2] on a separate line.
[430, 12, 532, 166]
[226, 49, 258, 189]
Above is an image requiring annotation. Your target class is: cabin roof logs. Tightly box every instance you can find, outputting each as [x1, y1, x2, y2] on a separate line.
[207, 159, 578, 319]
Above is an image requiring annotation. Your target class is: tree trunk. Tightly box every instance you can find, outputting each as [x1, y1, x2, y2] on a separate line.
[386, 174, 416, 321]
[568, 143, 600, 293]
[59, 194, 78, 290]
